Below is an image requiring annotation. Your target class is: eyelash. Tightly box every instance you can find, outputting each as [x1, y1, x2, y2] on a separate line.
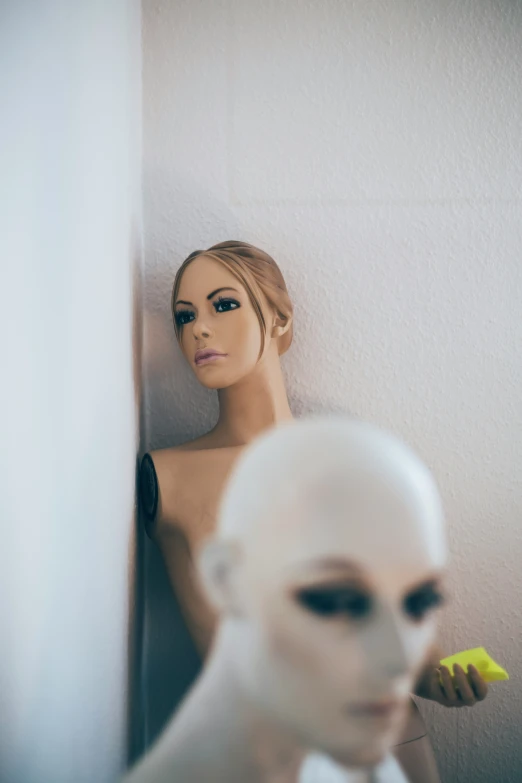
[174, 297, 240, 327]
[214, 296, 240, 313]
[403, 588, 444, 621]
[175, 309, 195, 327]
[296, 587, 372, 620]
[295, 586, 444, 623]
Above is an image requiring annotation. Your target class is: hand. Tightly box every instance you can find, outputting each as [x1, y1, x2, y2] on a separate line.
[418, 663, 488, 708]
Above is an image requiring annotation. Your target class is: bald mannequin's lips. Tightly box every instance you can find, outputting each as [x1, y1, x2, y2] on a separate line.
[346, 701, 402, 719]
[195, 349, 228, 366]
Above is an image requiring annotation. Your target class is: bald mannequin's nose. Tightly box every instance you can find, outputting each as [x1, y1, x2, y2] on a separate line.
[360, 603, 410, 682]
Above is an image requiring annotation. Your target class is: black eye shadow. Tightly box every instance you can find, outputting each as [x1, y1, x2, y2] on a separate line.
[294, 584, 373, 620]
[174, 308, 195, 326]
[213, 296, 240, 313]
[403, 581, 444, 621]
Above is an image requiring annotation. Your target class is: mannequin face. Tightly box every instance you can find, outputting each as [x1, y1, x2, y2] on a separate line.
[173, 255, 275, 390]
[203, 420, 447, 768]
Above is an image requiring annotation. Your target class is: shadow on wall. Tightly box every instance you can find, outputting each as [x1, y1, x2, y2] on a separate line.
[128, 228, 147, 764]
[141, 540, 201, 749]
[141, 165, 244, 446]
[135, 173, 240, 752]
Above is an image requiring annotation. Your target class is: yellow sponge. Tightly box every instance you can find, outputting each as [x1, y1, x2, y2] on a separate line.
[440, 647, 509, 682]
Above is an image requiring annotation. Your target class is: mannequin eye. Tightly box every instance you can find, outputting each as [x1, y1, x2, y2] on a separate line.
[175, 308, 195, 326]
[295, 586, 372, 619]
[214, 297, 240, 313]
[403, 583, 444, 621]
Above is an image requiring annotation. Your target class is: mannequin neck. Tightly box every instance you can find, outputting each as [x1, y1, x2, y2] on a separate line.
[128, 629, 390, 783]
[166, 641, 305, 783]
[162, 633, 387, 783]
[213, 345, 293, 446]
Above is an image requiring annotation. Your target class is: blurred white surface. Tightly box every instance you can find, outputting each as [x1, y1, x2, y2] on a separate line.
[0, 2, 142, 781]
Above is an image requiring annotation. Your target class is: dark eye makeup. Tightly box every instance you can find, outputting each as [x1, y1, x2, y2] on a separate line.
[295, 584, 373, 619]
[174, 297, 240, 327]
[213, 296, 240, 313]
[174, 308, 195, 327]
[294, 579, 444, 623]
[403, 582, 444, 621]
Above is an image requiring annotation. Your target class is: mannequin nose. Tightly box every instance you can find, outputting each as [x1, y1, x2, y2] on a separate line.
[192, 320, 212, 341]
[380, 622, 409, 680]
[361, 606, 410, 681]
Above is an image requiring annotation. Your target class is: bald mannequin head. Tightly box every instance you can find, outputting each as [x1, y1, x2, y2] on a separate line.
[199, 417, 447, 769]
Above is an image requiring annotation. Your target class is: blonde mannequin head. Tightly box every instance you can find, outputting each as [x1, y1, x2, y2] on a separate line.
[171, 241, 293, 389]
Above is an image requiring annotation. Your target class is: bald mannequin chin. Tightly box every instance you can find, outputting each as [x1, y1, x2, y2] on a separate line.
[125, 417, 448, 783]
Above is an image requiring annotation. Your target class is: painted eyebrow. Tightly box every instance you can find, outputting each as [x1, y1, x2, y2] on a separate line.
[174, 287, 239, 308]
[291, 557, 365, 577]
[206, 286, 239, 300]
[292, 562, 443, 595]
[304, 557, 363, 571]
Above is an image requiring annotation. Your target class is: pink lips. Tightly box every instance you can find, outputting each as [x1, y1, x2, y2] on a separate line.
[194, 349, 227, 367]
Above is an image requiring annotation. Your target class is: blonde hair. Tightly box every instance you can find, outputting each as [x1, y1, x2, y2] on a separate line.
[171, 240, 293, 355]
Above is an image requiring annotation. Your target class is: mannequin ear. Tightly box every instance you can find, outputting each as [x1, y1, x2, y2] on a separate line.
[197, 538, 244, 616]
[271, 314, 292, 339]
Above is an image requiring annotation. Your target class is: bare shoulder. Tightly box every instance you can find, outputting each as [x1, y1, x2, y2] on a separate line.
[140, 435, 242, 540]
[144, 432, 212, 485]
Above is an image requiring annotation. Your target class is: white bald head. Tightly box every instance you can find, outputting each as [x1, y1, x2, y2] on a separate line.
[199, 417, 447, 768]
[218, 418, 445, 569]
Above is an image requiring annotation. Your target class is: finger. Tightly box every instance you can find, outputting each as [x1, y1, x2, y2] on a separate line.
[439, 666, 459, 704]
[429, 669, 451, 706]
[453, 665, 476, 706]
[468, 665, 489, 701]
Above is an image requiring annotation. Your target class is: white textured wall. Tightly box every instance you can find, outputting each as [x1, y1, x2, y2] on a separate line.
[142, 2, 522, 780]
[0, 2, 142, 782]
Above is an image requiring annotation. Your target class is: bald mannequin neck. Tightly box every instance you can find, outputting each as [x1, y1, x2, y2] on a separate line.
[126, 640, 306, 783]
[125, 630, 401, 783]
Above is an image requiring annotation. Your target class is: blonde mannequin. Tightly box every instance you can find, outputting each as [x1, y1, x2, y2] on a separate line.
[128, 418, 448, 783]
[140, 241, 294, 653]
